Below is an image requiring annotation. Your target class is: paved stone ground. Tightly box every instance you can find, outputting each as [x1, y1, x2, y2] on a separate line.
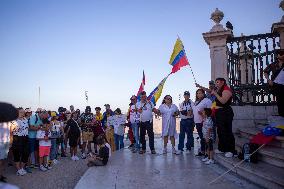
[75, 137, 259, 189]
[3, 152, 88, 189]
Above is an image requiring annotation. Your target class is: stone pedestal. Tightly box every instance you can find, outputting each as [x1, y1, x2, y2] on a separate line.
[272, 22, 284, 48]
[202, 8, 233, 81]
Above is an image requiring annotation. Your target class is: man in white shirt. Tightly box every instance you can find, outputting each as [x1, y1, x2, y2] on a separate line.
[137, 91, 157, 154]
[177, 91, 194, 154]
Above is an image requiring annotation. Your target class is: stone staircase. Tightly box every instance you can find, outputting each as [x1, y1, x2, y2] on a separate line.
[214, 116, 284, 189]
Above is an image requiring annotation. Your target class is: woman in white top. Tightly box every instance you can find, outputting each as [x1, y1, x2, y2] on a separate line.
[157, 95, 179, 154]
[192, 89, 212, 156]
[10, 108, 30, 176]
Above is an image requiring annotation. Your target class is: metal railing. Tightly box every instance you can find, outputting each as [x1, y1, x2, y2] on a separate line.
[227, 32, 279, 105]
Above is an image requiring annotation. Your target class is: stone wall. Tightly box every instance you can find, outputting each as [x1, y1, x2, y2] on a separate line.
[232, 105, 278, 133]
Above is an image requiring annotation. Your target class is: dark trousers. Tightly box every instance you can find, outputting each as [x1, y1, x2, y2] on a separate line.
[274, 83, 284, 117]
[195, 123, 205, 153]
[139, 121, 155, 151]
[216, 107, 235, 153]
[178, 118, 194, 151]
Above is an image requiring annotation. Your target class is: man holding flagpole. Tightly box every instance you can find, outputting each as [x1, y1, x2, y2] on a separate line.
[137, 91, 158, 155]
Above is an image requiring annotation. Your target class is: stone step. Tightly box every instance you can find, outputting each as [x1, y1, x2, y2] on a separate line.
[235, 136, 284, 168]
[214, 154, 284, 189]
[237, 127, 284, 148]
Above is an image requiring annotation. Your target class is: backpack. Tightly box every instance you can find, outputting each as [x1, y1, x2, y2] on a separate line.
[241, 143, 259, 163]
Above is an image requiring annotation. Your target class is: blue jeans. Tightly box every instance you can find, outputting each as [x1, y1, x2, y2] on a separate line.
[114, 134, 124, 150]
[196, 123, 205, 153]
[50, 139, 57, 160]
[178, 118, 194, 151]
[131, 123, 140, 149]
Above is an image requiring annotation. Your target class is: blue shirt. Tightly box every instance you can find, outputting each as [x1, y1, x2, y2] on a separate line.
[28, 114, 43, 138]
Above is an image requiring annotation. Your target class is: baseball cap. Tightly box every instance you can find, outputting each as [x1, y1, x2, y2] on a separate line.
[209, 80, 215, 85]
[184, 91, 190, 96]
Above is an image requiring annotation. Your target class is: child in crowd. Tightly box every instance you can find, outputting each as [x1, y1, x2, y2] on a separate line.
[36, 121, 52, 171]
[201, 108, 214, 165]
[87, 135, 109, 167]
[112, 108, 126, 150]
[106, 115, 116, 152]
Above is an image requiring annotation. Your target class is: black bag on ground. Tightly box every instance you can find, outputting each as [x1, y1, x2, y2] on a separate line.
[242, 142, 259, 163]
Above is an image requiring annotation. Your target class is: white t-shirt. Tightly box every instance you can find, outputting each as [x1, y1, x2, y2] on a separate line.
[36, 130, 51, 146]
[112, 114, 126, 136]
[11, 118, 29, 136]
[192, 98, 212, 124]
[179, 100, 194, 119]
[129, 104, 141, 123]
[0, 122, 10, 143]
[136, 101, 154, 122]
[274, 69, 284, 85]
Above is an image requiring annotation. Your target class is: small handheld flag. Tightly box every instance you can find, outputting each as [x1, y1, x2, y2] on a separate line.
[147, 74, 170, 106]
[169, 38, 189, 74]
[137, 70, 146, 99]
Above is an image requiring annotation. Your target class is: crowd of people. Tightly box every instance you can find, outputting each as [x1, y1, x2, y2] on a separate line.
[0, 77, 237, 183]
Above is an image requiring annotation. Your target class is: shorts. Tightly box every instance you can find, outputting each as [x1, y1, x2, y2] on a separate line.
[205, 139, 213, 151]
[69, 135, 80, 147]
[12, 136, 29, 163]
[0, 142, 10, 160]
[39, 146, 51, 158]
[29, 138, 39, 153]
[82, 131, 94, 143]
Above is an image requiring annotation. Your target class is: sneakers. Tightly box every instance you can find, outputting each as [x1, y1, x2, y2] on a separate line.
[205, 159, 214, 165]
[53, 159, 59, 165]
[71, 156, 76, 161]
[214, 149, 224, 154]
[73, 156, 80, 161]
[16, 169, 26, 176]
[202, 157, 209, 162]
[224, 152, 233, 158]
[45, 165, 52, 170]
[81, 153, 86, 159]
[162, 148, 167, 154]
[61, 153, 67, 157]
[39, 165, 47, 172]
[139, 150, 146, 154]
[151, 150, 156, 154]
[175, 150, 182, 155]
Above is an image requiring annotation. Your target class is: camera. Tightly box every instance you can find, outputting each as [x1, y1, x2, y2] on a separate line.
[181, 110, 188, 116]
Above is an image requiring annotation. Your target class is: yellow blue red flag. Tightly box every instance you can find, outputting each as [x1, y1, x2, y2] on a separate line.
[169, 38, 189, 73]
[147, 74, 170, 106]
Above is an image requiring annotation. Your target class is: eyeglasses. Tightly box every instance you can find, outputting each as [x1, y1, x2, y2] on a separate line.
[131, 98, 136, 100]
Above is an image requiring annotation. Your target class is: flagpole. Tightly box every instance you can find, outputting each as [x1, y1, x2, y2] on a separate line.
[38, 86, 41, 108]
[176, 35, 197, 84]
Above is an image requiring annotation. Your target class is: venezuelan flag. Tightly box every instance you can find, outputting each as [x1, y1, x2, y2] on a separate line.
[147, 75, 170, 106]
[169, 38, 189, 73]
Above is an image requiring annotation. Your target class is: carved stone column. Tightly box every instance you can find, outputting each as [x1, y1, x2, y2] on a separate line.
[203, 8, 233, 81]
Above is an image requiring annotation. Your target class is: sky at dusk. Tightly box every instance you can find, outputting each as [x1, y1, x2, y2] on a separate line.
[0, 0, 281, 112]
